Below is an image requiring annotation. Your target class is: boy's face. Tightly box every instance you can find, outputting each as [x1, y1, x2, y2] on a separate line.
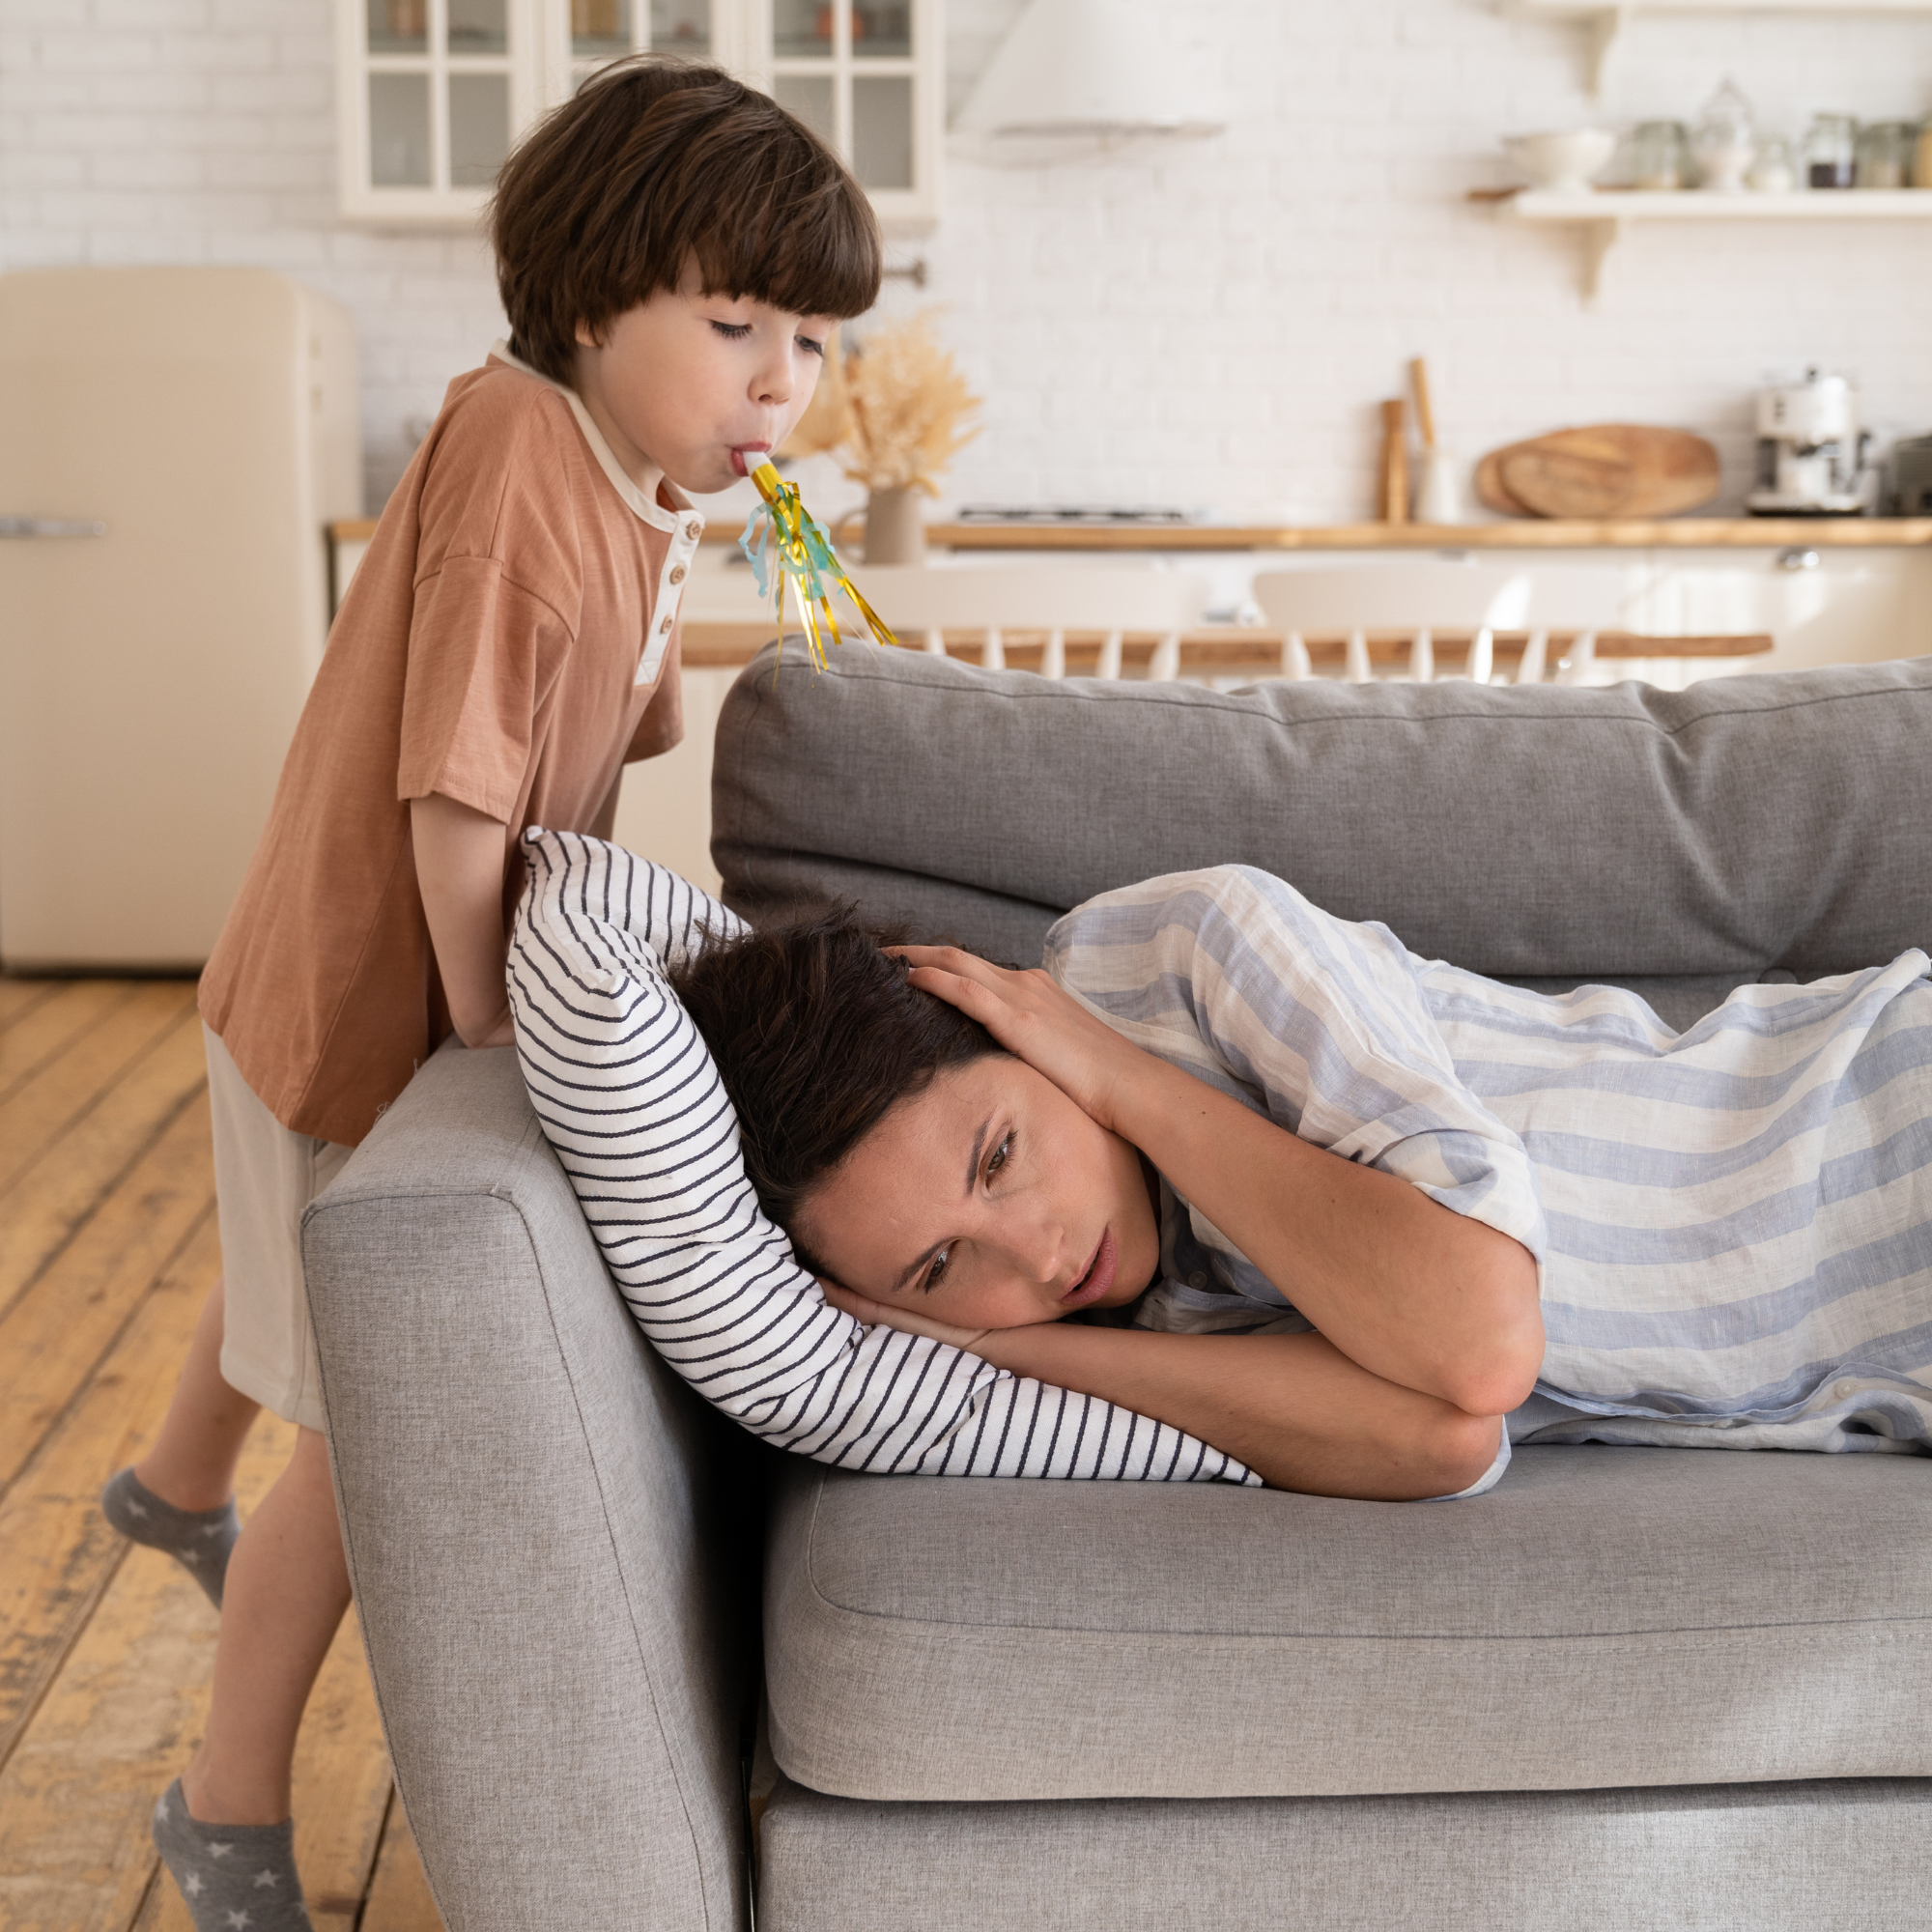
[790, 1056, 1163, 1333]
[572, 258, 837, 495]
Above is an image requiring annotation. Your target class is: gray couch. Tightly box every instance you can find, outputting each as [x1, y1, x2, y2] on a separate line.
[306, 648, 1932, 1931]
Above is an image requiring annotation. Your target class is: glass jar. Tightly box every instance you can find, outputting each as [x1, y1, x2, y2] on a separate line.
[1804, 113, 1858, 189]
[1748, 134, 1797, 193]
[1856, 121, 1916, 188]
[1633, 120, 1690, 190]
[1693, 79, 1755, 191]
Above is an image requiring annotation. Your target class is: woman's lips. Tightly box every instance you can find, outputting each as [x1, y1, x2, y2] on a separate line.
[1060, 1227, 1118, 1309]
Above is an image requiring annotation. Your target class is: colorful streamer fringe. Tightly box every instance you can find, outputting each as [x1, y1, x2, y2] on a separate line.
[737, 454, 897, 668]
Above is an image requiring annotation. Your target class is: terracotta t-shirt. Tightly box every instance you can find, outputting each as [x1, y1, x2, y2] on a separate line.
[199, 348, 705, 1147]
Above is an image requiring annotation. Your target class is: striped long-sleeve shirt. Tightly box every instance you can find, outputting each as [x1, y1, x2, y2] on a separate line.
[508, 830, 1258, 1486]
[1047, 866, 1932, 1465]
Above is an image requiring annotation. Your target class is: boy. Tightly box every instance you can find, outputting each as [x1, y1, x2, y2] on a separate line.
[100, 57, 880, 1931]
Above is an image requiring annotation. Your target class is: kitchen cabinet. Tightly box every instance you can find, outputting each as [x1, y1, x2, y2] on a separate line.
[335, 0, 941, 231]
[336, 0, 542, 223]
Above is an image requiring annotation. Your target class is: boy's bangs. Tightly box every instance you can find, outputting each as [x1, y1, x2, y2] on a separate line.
[691, 148, 881, 323]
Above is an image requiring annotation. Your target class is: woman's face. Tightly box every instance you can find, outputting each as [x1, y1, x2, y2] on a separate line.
[791, 1055, 1161, 1331]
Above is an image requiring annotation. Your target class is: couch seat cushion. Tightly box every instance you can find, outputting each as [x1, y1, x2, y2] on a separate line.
[764, 1444, 1932, 1802]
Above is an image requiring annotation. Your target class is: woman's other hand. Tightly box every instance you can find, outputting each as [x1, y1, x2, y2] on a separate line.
[894, 946, 1151, 1133]
[818, 1277, 992, 1354]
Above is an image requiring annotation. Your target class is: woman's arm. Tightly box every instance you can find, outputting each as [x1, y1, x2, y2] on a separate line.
[899, 948, 1543, 1418]
[820, 1282, 1500, 1500]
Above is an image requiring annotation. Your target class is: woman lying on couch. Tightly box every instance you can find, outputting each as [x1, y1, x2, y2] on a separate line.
[671, 865, 1932, 1502]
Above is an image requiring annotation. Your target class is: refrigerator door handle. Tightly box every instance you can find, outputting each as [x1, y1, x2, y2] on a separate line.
[1, 516, 108, 537]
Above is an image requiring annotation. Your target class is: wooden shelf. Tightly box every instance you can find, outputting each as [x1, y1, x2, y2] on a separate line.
[329, 518, 1932, 552]
[1495, 188, 1932, 299]
[1501, 1, 1932, 95]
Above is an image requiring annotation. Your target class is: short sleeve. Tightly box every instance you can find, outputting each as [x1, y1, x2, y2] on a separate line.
[394, 374, 584, 821]
[1044, 866, 1548, 1264]
[396, 557, 575, 820]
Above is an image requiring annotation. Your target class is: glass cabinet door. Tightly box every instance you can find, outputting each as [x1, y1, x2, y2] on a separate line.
[344, 0, 528, 216]
[764, 0, 936, 231]
[339, 0, 935, 229]
[565, 0, 713, 93]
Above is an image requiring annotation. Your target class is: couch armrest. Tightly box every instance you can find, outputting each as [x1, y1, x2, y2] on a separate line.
[302, 1039, 753, 1932]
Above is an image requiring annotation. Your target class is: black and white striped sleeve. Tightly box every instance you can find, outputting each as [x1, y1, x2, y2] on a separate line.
[507, 829, 1259, 1486]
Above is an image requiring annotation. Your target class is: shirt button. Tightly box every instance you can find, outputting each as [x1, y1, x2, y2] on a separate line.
[668, 563, 686, 584]
[1833, 1378, 1857, 1400]
[683, 520, 702, 540]
[1187, 1271, 1207, 1289]
[660, 612, 673, 633]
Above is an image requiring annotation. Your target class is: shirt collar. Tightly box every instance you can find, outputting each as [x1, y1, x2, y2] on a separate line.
[488, 339, 697, 536]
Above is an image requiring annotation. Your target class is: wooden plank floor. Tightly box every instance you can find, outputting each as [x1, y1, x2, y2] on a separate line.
[0, 980, 444, 1932]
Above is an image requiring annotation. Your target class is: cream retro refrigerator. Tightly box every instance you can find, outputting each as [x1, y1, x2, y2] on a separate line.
[0, 268, 360, 970]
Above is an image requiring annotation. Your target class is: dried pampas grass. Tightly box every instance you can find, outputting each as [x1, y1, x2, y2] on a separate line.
[778, 311, 980, 497]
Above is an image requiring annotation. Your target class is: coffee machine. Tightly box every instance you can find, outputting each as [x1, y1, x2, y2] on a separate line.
[1747, 367, 1873, 516]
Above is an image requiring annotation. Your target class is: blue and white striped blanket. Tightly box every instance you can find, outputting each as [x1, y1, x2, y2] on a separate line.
[1048, 866, 1932, 1464]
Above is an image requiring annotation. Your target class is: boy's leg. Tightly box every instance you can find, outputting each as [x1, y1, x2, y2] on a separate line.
[135, 1275, 261, 1510]
[181, 1426, 351, 1826]
[102, 1276, 257, 1607]
[150, 1429, 347, 1929]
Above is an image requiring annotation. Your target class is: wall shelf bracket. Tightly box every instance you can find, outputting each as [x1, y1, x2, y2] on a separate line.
[1580, 215, 1622, 300]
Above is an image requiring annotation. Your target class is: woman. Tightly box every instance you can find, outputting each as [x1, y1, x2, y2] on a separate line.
[671, 865, 1932, 1501]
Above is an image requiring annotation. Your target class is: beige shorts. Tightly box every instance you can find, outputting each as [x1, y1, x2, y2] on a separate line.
[205, 1024, 352, 1434]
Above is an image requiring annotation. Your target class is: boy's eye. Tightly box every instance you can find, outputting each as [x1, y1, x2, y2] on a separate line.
[710, 320, 753, 340]
[796, 333, 826, 358]
[923, 1246, 952, 1293]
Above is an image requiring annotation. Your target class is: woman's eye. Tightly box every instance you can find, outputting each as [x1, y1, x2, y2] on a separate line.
[986, 1131, 1012, 1179]
[710, 321, 753, 340]
[923, 1246, 951, 1293]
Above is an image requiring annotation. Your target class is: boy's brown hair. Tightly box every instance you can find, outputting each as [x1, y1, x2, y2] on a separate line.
[491, 56, 882, 383]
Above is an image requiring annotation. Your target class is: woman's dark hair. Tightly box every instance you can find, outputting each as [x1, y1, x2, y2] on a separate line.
[669, 909, 1005, 1246]
[490, 56, 882, 384]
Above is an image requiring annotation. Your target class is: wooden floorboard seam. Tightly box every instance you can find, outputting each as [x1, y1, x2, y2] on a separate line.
[0, 1199, 217, 1514]
[0, 1539, 131, 1778]
[0, 1063, 210, 1332]
[0, 980, 62, 1037]
[0, 998, 202, 1208]
[0, 981, 138, 1111]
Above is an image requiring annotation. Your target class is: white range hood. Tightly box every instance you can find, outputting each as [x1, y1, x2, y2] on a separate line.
[953, 0, 1227, 156]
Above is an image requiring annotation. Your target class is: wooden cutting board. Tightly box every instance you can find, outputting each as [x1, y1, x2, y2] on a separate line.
[1476, 426, 1721, 520]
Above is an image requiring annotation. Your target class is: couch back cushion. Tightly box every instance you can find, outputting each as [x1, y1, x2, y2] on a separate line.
[712, 649, 1932, 982]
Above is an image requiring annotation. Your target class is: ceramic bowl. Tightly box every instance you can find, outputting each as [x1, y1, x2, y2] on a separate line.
[1504, 128, 1617, 195]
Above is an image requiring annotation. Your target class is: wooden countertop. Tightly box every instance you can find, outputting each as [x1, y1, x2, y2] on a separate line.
[678, 625, 1773, 671]
[329, 517, 1932, 550]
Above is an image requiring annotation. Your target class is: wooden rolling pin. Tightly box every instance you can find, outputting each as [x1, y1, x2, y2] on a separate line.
[1409, 356, 1437, 452]
[1379, 398, 1409, 524]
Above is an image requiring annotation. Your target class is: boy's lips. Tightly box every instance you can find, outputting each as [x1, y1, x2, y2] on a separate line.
[728, 443, 773, 476]
[1059, 1227, 1118, 1309]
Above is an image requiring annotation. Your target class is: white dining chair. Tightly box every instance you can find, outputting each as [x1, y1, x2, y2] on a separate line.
[1255, 564, 1534, 685]
[854, 565, 1213, 680]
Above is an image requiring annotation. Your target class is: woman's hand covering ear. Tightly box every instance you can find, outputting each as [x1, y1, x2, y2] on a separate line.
[894, 946, 1151, 1134]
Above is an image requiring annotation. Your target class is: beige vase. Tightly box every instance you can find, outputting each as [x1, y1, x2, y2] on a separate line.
[863, 486, 925, 565]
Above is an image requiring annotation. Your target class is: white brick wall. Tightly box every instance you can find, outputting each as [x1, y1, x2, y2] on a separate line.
[8, 0, 1929, 519]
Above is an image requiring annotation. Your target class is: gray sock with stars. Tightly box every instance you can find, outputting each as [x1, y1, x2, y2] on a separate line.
[152, 1780, 314, 1932]
[100, 1467, 239, 1610]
